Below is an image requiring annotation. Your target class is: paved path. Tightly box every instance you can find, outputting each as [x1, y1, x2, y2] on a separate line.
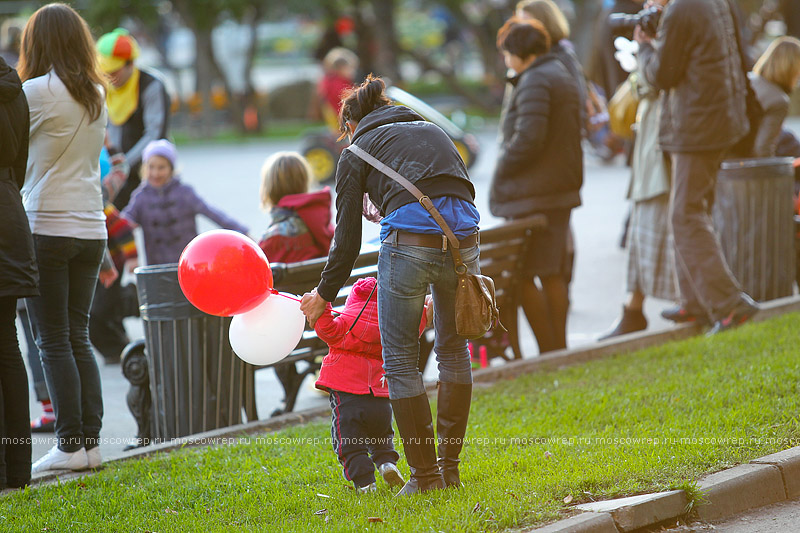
[22, 126, 678, 464]
[665, 498, 800, 532]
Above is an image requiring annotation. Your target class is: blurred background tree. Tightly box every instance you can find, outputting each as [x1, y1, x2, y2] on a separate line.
[0, 0, 792, 138]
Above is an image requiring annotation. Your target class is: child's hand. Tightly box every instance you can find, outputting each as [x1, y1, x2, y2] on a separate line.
[424, 295, 433, 324]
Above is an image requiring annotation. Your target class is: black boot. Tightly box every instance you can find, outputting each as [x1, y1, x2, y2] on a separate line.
[598, 306, 647, 341]
[436, 382, 472, 488]
[390, 393, 445, 496]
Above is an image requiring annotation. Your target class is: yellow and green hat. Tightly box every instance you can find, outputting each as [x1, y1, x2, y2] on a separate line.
[97, 28, 139, 73]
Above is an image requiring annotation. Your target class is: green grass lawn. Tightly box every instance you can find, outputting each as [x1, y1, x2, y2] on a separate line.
[5, 313, 800, 532]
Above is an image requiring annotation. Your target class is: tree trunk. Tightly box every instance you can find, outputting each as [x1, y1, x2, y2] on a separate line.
[241, 5, 263, 132]
[193, 28, 216, 136]
[571, 0, 605, 67]
[372, 0, 401, 81]
[351, 0, 378, 77]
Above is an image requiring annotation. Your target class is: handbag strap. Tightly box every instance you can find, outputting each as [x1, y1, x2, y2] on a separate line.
[347, 144, 468, 273]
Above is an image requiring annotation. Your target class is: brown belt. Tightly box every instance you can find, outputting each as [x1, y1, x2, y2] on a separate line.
[389, 230, 479, 251]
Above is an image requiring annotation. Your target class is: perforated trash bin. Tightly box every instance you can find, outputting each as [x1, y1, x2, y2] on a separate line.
[712, 157, 796, 301]
[135, 264, 256, 441]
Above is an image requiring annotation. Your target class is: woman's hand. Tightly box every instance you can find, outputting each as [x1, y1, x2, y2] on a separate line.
[300, 289, 327, 328]
[99, 263, 119, 288]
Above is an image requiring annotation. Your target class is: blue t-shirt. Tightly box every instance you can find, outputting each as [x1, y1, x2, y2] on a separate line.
[380, 197, 480, 242]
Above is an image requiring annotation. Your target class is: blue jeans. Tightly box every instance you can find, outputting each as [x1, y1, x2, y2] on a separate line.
[378, 241, 479, 399]
[17, 306, 47, 402]
[25, 236, 105, 452]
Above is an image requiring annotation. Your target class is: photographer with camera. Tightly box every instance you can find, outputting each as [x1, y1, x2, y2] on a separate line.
[636, 0, 759, 334]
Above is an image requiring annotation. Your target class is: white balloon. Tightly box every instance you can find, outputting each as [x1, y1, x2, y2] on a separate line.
[229, 292, 305, 365]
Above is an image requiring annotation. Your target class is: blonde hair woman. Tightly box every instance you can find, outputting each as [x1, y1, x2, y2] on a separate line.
[750, 36, 800, 156]
[18, 3, 107, 473]
[516, 0, 588, 134]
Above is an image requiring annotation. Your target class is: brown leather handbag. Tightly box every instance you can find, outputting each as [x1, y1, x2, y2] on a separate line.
[348, 144, 502, 339]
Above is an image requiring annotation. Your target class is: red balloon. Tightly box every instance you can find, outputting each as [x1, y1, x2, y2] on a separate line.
[178, 230, 273, 316]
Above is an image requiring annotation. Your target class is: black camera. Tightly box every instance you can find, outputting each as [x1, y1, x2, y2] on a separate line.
[608, 6, 662, 37]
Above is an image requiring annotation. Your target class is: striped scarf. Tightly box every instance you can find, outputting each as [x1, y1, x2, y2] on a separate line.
[104, 203, 137, 271]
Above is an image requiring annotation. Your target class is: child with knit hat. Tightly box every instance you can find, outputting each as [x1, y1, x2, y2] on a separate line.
[314, 276, 432, 493]
[120, 139, 249, 265]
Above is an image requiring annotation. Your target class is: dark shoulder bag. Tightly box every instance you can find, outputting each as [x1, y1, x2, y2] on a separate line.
[347, 144, 502, 339]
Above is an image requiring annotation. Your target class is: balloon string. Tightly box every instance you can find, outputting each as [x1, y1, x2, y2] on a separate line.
[269, 288, 381, 326]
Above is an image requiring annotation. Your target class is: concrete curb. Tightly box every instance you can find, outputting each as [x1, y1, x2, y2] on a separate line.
[695, 463, 786, 521]
[529, 446, 800, 532]
[576, 490, 689, 532]
[26, 296, 800, 496]
[752, 447, 800, 499]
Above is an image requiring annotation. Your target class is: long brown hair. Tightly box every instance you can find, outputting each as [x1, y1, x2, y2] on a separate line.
[337, 74, 392, 141]
[17, 3, 105, 121]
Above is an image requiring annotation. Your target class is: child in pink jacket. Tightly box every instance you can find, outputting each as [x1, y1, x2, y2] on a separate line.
[314, 276, 430, 493]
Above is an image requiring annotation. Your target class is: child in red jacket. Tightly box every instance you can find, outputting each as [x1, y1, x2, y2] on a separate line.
[258, 152, 334, 263]
[315, 276, 430, 493]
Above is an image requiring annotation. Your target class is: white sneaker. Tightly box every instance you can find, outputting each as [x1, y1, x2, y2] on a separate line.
[378, 463, 405, 488]
[355, 482, 377, 494]
[32, 446, 89, 473]
[86, 446, 102, 469]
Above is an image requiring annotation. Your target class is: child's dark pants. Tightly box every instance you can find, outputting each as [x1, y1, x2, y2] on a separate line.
[329, 390, 399, 488]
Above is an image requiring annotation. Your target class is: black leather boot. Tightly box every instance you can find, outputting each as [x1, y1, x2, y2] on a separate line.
[390, 393, 445, 496]
[436, 382, 472, 488]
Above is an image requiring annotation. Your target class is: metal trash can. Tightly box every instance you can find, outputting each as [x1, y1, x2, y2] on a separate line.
[713, 157, 796, 301]
[136, 264, 257, 441]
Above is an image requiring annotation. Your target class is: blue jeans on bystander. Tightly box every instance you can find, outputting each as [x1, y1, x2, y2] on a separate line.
[25, 236, 105, 453]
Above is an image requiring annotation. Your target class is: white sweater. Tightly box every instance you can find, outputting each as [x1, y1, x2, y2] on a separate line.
[22, 71, 106, 214]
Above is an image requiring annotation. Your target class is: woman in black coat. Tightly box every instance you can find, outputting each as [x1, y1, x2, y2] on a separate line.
[491, 18, 583, 353]
[301, 76, 480, 496]
[0, 55, 37, 489]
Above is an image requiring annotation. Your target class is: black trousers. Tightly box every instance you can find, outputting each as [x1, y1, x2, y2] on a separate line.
[329, 390, 399, 487]
[0, 296, 31, 487]
[89, 278, 138, 362]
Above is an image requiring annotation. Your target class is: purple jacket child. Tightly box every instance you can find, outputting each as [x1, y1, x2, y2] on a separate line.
[121, 177, 248, 265]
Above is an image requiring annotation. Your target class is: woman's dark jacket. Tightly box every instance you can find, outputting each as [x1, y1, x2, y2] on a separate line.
[0, 56, 38, 299]
[490, 53, 583, 219]
[638, 0, 748, 152]
[317, 104, 475, 302]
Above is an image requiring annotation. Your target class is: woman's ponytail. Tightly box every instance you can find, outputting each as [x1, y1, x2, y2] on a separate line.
[338, 74, 392, 140]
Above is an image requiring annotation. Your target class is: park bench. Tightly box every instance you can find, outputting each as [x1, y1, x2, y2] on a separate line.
[264, 214, 546, 417]
[120, 215, 546, 445]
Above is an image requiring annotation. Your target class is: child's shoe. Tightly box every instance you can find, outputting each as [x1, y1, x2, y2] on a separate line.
[30, 413, 55, 433]
[355, 482, 377, 494]
[378, 463, 405, 488]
